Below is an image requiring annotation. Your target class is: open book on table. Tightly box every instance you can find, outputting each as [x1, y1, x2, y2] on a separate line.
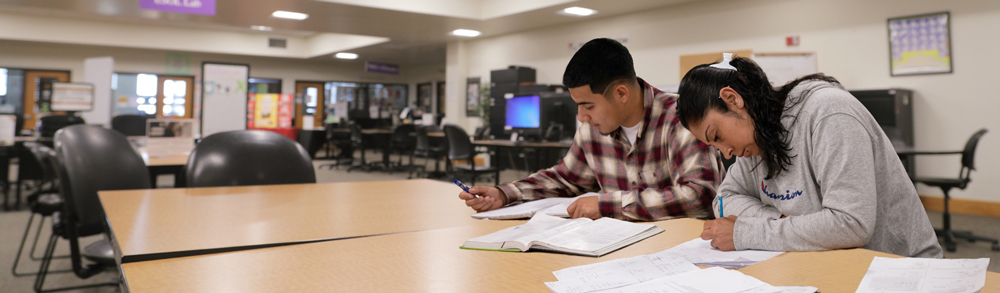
[460, 213, 663, 257]
[470, 193, 599, 220]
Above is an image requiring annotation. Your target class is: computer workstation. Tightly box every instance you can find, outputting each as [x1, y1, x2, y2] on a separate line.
[474, 91, 577, 173]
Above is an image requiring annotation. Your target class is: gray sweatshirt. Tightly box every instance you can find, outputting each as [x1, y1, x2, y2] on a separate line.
[718, 80, 942, 258]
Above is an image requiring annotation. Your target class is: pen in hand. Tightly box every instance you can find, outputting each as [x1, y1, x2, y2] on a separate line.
[454, 179, 479, 198]
[718, 196, 724, 218]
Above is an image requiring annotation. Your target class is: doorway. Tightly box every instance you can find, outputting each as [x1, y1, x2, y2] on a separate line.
[294, 81, 325, 128]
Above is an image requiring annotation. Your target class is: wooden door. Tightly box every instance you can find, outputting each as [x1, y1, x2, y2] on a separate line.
[156, 75, 194, 118]
[23, 70, 70, 131]
[294, 81, 325, 128]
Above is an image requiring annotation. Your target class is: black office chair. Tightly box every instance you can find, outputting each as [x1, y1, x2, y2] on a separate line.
[110, 114, 149, 136]
[296, 129, 327, 160]
[411, 125, 447, 179]
[346, 123, 377, 173]
[318, 124, 355, 170]
[186, 130, 316, 187]
[36, 125, 151, 292]
[444, 124, 499, 186]
[12, 142, 68, 277]
[388, 124, 418, 173]
[913, 129, 997, 252]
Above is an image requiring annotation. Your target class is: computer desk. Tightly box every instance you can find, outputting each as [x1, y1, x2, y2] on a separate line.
[472, 139, 572, 172]
[98, 179, 480, 263]
[116, 215, 1000, 293]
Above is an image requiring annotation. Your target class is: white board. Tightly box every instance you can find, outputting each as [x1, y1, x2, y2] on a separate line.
[201, 63, 248, 138]
[751, 53, 817, 87]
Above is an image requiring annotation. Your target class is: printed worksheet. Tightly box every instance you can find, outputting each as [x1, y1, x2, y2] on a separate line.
[856, 257, 989, 293]
[662, 238, 784, 269]
[546, 252, 698, 293]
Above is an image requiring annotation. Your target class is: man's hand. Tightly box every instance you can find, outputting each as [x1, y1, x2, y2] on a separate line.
[567, 196, 601, 219]
[700, 215, 737, 251]
[458, 186, 506, 212]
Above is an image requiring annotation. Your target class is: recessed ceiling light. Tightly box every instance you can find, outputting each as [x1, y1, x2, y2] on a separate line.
[450, 29, 481, 37]
[558, 7, 597, 17]
[272, 10, 308, 20]
[335, 52, 358, 59]
[251, 25, 273, 31]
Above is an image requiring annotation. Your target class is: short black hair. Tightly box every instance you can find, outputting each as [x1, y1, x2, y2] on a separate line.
[562, 38, 636, 94]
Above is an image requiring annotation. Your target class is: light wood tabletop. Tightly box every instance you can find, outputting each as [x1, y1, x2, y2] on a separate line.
[740, 248, 1000, 292]
[139, 151, 189, 166]
[118, 215, 1000, 293]
[99, 179, 481, 263]
[119, 218, 705, 293]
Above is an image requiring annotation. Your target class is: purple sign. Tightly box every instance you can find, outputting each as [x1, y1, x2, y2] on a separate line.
[140, 0, 216, 16]
[365, 61, 400, 75]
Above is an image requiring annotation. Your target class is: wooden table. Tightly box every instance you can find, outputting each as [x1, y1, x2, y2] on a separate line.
[117, 216, 1000, 293]
[137, 147, 190, 187]
[99, 179, 479, 263]
[118, 218, 703, 293]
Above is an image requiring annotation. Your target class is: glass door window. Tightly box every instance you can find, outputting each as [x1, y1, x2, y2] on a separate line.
[161, 79, 188, 117]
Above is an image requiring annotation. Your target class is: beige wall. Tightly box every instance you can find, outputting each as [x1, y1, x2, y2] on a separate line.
[445, 0, 1000, 202]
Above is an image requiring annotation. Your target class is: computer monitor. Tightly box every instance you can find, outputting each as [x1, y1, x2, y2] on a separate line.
[504, 94, 541, 137]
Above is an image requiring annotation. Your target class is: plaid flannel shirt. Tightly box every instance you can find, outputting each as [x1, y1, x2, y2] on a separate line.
[497, 78, 725, 221]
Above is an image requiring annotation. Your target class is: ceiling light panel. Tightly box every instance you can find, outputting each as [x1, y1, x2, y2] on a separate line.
[450, 29, 481, 37]
[335, 52, 358, 59]
[272, 11, 308, 20]
[559, 7, 597, 17]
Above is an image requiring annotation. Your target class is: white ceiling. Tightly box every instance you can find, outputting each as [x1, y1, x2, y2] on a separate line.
[0, 0, 699, 66]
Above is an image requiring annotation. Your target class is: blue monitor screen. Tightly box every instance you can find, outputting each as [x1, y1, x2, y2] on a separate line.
[505, 95, 540, 128]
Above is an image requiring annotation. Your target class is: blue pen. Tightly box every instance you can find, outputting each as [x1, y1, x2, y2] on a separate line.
[718, 196, 724, 218]
[454, 179, 479, 198]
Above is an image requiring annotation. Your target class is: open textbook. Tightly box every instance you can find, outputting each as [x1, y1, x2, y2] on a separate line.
[461, 213, 663, 257]
[471, 193, 599, 220]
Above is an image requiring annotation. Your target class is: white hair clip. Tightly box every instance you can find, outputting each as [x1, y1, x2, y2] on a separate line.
[709, 52, 737, 71]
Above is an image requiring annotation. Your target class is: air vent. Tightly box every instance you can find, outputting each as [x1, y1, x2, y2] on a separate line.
[268, 38, 287, 48]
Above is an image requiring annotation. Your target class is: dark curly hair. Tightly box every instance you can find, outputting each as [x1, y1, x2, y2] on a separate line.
[676, 56, 839, 179]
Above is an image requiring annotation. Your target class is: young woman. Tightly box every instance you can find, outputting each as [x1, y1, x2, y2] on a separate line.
[677, 54, 941, 258]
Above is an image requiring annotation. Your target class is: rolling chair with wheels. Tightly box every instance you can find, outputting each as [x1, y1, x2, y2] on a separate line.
[186, 130, 316, 187]
[912, 129, 998, 252]
[444, 124, 499, 186]
[35, 125, 151, 292]
[11, 142, 69, 277]
[388, 124, 418, 173]
[410, 125, 447, 179]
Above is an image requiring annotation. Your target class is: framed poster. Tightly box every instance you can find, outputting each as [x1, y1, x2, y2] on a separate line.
[888, 11, 952, 76]
[466, 77, 480, 116]
[201, 62, 249, 137]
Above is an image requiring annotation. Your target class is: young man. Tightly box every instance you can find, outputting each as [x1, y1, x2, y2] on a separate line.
[458, 38, 725, 221]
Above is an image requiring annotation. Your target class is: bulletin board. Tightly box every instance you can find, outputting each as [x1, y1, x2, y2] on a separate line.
[679, 50, 753, 82]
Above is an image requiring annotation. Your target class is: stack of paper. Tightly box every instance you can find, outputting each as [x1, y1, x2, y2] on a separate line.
[856, 257, 989, 293]
[549, 261, 817, 293]
[661, 238, 784, 269]
[545, 252, 699, 293]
